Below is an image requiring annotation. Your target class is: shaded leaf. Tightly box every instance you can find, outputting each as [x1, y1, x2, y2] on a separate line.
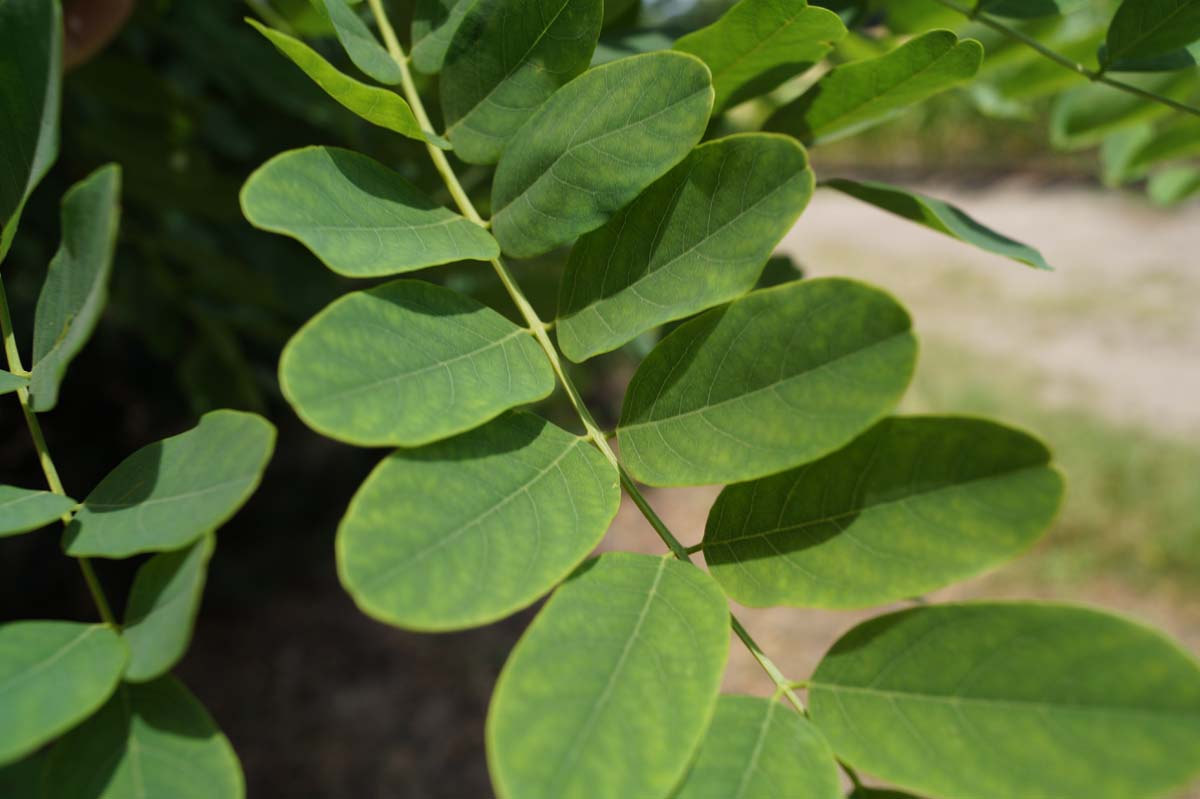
[412, 0, 476, 74]
[617, 278, 916, 487]
[44, 677, 244, 799]
[0, 621, 127, 766]
[557, 134, 813, 362]
[491, 51, 714, 258]
[0, 750, 47, 797]
[241, 146, 499, 277]
[674, 0, 847, 112]
[487, 553, 729, 799]
[673, 695, 842, 799]
[766, 30, 982, 144]
[338, 412, 619, 631]
[0, 485, 75, 538]
[0, 370, 27, 395]
[981, 0, 1086, 16]
[247, 18, 426, 141]
[122, 534, 215, 683]
[1148, 164, 1200, 205]
[1099, 39, 1200, 71]
[1104, 0, 1200, 66]
[322, 0, 402, 84]
[28, 165, 122, 412]
[592, 28, 674, 64]
[809, 603, 1200, 799]
[703, 417, 1063, 608]
[280, 280, 554, 446]
[65, 410, 276, 558]
[823, 178, 1052, 269]
[441, 0, 603, 164]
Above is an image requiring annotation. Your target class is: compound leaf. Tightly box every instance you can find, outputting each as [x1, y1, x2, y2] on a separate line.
[823, 178, 1052, 270]
[0, 621, 127, 766]
[247, 18, 426, 141]
[280, 280, 554, 446]
[0, 485, 75, 538]
[28, 164, 122, 412]
[1104, 0, 1200, 66]
[674, 0, 847, 112]
[557, 133, 814, 362]
[809, 603, 1200, 799]
[441, 0, 603, 164]
[487, 552, 730, 799]
[338, 412, 619, 631]
[491, 51, 714, 258]
[411, 0, 476, 74]
[122, 534, 215, 683]
[766, 30, 982, 144]
[703, 417, 1063, 608]
[0, 0, 60, 243]
[617, 278, 916, 487]
[322, 0, 402, 84]
[65, 410, 276, 558]
[44, 677, 244, 799]
[673, 695, 842, 799]
[241, 146, 499, 277]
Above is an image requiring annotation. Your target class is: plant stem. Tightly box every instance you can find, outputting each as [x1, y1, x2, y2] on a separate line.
[930, 0, 1200, 119]
[368, 1, 806, 708]
[0, 276, 118, 627]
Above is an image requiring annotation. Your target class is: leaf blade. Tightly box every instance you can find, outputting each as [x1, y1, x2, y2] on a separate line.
[1105, 0, 1200, 65]
[322, 0, 402, 84]
[0, 485, 75, 538]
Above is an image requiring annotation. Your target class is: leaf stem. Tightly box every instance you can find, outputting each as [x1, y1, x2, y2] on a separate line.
[369, 0, 806, 709]
[929, 0, 1200, 119]
[0, 275, 118, 627]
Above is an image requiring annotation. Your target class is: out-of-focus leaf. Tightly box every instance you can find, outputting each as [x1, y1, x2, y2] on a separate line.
[1148, 164, 1200, 204]
[1100, 123, 1156, 185]
[1050, 73, 1189, 149]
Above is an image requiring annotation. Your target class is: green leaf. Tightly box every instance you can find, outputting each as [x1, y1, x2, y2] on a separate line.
[557, 133, 814, 362]
[28, 165, 122, 413]
[281, 279, 554, 446]
[0, 485, 75, 538]
[122, 535, 215, 683]
[822, 178, 1052, 270]
[246, 18, 426, 141]
[672, 695, 842, 799]
[338, 412, 619, 631]
[487, 552, 730, 799]
[64, 410, 276, 558]
[809, 602, 1200, 799]
[1125, 117, 1200, 173]
[322, 0, 402, 84]
[617, 278, 916, 487]
[44, 676, 244, 799]
[674, 0, 847, 112]
[441, 0, 603, 164]
[1100, 123, 1156, 185]
[0, 751, 47, 797]
[703, 416, 1064, 608]
[0, 370, 26, 395]
[240, 146, 499, 277]
[981, 0, 1086, 16]
[765, 30, 983, 144]
[411, 0, 476, 74]
[0, 0, 61, 239]
[1050, 74, 1188, 149]
[0, 621, 127, 766]
[1104, 0, 1200, 66]
[1148, 164, 1200, 205]
[491, 51, 714, 258]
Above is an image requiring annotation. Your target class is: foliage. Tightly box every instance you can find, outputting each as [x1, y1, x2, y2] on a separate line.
[2, 0, 1199, 798]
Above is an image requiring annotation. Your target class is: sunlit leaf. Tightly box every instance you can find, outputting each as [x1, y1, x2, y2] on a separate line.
[491, 51, 714, 258]
[411, 0, 475, 74]
[673, 695, 842, 799]
[0, 621, 127, 766]
[441, 0, 603, 164]
[241, 146, 499, 277]
[809, 602, 1200, 799]
[823, 178, 1052, 269]
[557, 133, 813, 362]
[44, 677, 244, 799]
[487, 552, 729, 799]
[28, 164, 121, 412]
[1148, 164, 1200, 205]
[1050, 73, 1188, 149]
[122, 534, 215, 682]
[322, 0, 402, 84]
[703, 417, 1063, 608]
[766, 30, 982, 144]
[617, 278, 916, 487]
[247, 18, 426, 141]
[0, 485, 75, 538]
[1104, 0, 1200, 66]
[65, 410, 276, 558]
[674, 0, 847, 112]
[280, 280, 554, 446]
[338, 412, 619, 631]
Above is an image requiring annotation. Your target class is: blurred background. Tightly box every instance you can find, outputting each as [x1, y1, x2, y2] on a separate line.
[1, 0, 1196, 796]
